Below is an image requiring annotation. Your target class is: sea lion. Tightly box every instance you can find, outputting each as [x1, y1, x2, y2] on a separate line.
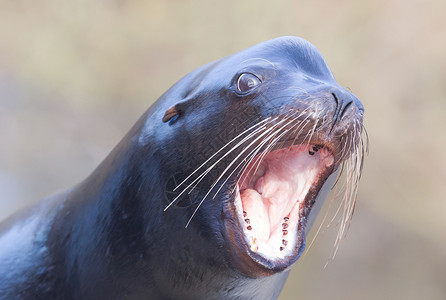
[0, 36, 366, 299]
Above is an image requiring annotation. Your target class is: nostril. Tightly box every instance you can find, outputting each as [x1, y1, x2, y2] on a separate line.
[331, 92, 353, 123]
[340, 101, 352, 120]
[331, 92, 339, 106]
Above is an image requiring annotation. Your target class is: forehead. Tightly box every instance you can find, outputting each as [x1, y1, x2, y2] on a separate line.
[156, 37, 337, 111]
[216, 37, 335, 81]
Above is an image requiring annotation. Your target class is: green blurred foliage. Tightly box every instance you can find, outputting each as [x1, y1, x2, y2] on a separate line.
[0, 0, 445, 299]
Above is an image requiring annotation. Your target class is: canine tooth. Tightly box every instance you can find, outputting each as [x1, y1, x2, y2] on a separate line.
[243, 211, 247, 217]
[283, 217, 289, 222]
[250, 238, 258, 252]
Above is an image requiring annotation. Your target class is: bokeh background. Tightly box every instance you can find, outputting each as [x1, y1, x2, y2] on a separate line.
[1, 0, 445, 299]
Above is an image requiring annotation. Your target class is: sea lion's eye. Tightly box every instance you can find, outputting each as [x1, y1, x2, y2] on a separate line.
[236, 73, 261, 93]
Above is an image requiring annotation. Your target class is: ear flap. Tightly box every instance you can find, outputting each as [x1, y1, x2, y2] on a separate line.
[162, 98, 192, 123]
[162, 105, 181, 123]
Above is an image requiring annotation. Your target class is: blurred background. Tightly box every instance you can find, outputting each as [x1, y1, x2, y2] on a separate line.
[0, 0, 445, 299]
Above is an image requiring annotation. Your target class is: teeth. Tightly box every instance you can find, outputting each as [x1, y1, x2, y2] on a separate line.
[280, 217, 290, 251]
[243, 210, 253, 231]
[250, 238, 258, 252]
[243, 210, 292, 253]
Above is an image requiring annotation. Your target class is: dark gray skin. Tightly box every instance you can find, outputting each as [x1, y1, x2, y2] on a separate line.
[0, 37, 364, 299]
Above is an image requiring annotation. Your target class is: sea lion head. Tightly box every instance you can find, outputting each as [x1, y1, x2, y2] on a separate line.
[138, 36, 365, 278]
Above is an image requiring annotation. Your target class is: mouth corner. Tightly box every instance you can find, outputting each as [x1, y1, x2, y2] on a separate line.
[223, 143, 336, 275]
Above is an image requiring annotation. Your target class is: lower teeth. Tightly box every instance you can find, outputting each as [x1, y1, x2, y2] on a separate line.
[243, 210, 291, 251]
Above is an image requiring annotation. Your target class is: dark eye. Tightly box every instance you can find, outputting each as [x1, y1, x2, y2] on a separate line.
[236, 73, 261, 93]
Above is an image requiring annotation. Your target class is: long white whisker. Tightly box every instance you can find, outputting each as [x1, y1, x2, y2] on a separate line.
[184, 118, 289, 227]
[173, 118, 270, 192]
[164, 118, 272, 211]
[239, 112, 311, 190]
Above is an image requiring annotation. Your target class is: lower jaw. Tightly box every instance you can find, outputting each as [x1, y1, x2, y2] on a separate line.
[234, 184, 301, 261]
[222, 146, 337, 277]
[224, 172, 337, 277]
[223, 197, 306, 278]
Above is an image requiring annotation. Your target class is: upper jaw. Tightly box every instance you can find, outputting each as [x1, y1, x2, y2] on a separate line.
[223, 142, 337, 276]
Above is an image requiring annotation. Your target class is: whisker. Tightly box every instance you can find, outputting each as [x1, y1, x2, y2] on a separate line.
[213, 123, 282, 198]
[184, 118, 290, 227]
[206, 110, 310, 223]
[211, 112, 307, 201]
[239, 112, 311, 189]
[326, 121, 366, 261]
[164, 118, 272, 211]
[173, 117, 270, 192]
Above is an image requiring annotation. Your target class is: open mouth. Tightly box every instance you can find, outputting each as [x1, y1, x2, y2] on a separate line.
[228, 143, 336, 269]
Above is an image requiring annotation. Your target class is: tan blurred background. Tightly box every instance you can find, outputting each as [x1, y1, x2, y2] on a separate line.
[0, 0, 445, 299]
